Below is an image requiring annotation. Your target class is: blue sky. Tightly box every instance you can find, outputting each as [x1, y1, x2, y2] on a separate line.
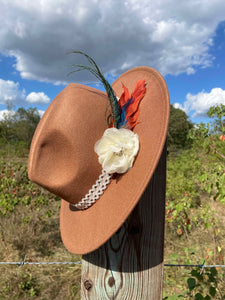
[1, 0, 225, 124]
[165, 21, 225, 121]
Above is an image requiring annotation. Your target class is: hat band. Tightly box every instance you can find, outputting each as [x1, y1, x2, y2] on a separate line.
[71, 170, 112, 210]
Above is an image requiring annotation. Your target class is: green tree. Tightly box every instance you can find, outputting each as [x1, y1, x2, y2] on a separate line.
[0, 107, 41, 148]
[168, 105, 193, 150]
[207, 104, 225, 134]
[13, 108, 41, 147]
[187, 122, 210, 151]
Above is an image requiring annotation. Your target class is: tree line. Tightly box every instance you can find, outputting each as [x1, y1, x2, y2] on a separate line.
[0, 107, 41, 148]
[0, 103, 224, 150]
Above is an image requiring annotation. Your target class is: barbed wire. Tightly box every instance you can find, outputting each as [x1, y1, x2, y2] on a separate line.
[0, 261, 82, 266]
[1, 256, 225, 274]
[0, 255, 82, 267]
[164, 261, 225, 275]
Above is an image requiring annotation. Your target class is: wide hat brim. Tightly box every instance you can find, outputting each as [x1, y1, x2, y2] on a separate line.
[29, 66, 170, 255]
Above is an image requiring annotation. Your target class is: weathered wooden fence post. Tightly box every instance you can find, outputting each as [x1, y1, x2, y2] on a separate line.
[81, 142, 167, 299]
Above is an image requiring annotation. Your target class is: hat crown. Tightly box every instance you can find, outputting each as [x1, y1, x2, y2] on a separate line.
[28, 84, 108, 203]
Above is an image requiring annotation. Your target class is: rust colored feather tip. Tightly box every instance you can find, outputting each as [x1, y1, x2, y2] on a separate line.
[118, 79, 146, 130]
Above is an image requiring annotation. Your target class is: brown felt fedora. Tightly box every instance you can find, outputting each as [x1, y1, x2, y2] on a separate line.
[28, 66, 170, 254]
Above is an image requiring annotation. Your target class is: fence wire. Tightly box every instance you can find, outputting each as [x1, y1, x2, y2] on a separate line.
[1, 256, 225, 274]
[0, 255, 82, 267]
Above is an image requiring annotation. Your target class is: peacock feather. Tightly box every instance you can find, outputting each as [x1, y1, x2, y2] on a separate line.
[69, 51, 120, 128]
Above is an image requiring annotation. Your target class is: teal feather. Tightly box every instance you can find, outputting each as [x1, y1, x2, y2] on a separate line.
[68, 51, 120, 128]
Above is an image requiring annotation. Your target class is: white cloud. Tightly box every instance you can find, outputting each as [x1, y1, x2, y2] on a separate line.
[0, 79, 25, 104]
[0, 78, 50, 106]
[184, 88, 225, 117]
[26, 92, 50, 104]
[1, 0, 225, 83]
[0, 109, 15, 121]
[173, 103, 185, 111]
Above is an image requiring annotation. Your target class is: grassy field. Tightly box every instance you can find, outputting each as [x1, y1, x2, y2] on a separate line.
[0, 141, 225, 299]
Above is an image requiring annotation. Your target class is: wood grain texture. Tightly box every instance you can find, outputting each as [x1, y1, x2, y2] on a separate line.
[81, 143, 167, 300]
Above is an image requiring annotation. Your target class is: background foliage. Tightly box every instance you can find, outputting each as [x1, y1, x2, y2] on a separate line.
[168, 104, 193, 150]
[0, 106, 40, 148]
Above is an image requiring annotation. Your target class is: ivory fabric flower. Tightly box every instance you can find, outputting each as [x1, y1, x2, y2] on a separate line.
[94, 128, 139, 174]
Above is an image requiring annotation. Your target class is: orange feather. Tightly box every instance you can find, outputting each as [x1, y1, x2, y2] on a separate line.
[118, 83, 130, 108]
[118, 79, 146, 130]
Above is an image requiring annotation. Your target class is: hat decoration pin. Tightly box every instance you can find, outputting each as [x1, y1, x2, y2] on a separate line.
[68, 51, 146, 210]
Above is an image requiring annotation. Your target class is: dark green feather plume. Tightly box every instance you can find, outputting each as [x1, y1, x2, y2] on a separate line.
[68, 51, 120, 128]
